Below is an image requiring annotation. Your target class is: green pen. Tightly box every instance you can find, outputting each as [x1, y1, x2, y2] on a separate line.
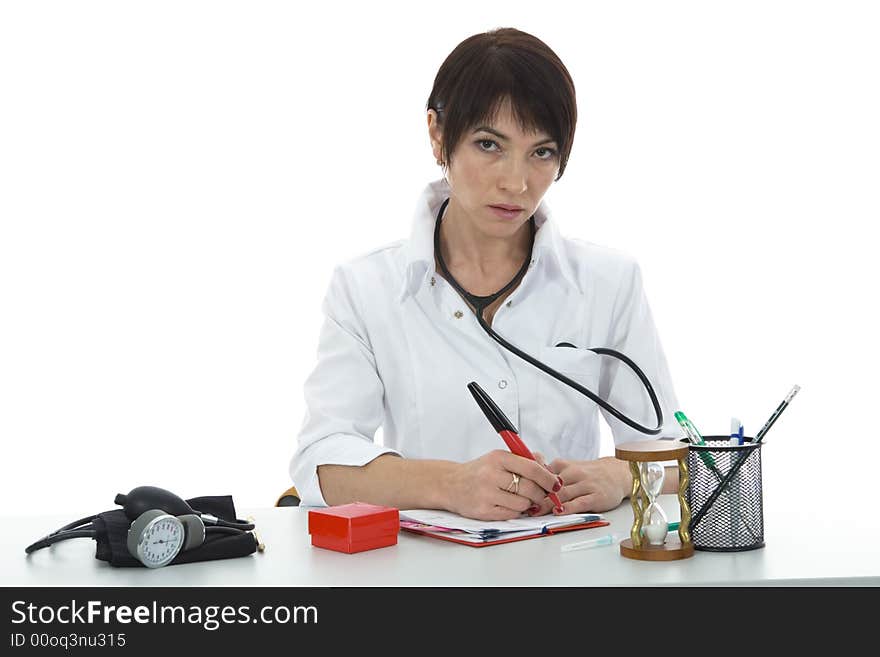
[674, 410, 718, 470]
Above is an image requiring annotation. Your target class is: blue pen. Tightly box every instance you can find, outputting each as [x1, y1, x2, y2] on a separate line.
[730, 417, 744, 446]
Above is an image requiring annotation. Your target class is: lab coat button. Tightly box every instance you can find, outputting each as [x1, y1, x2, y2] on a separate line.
[498, 379, 508, 389]
[454, 310, 463, 319]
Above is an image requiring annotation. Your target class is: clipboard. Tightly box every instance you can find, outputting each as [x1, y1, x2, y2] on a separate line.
[401, 519, 610, 547]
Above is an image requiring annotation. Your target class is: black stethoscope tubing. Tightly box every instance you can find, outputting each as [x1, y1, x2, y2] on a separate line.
[433, 197, 663, 435]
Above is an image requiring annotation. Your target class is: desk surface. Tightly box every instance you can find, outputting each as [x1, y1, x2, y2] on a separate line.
[5, 493, 878, 586]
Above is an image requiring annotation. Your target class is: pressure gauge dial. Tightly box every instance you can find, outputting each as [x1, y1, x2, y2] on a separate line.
[127, 509, 185, 568]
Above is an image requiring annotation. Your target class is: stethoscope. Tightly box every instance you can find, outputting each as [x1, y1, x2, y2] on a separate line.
[433, 197, 663, 435]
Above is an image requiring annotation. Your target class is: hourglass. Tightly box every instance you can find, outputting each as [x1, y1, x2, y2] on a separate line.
[640, 461, 668, 545]
[615, 440, 694, 561]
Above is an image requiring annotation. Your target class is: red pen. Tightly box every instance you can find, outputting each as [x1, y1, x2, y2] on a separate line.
[467, 381, 564, 512]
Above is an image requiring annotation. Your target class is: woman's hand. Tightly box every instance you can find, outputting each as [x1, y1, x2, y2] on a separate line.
[530, 456, 631, 516]
[442, 450, 564, 521]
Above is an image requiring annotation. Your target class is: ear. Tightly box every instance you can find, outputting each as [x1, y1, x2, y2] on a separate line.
[427, 109, 444, 162]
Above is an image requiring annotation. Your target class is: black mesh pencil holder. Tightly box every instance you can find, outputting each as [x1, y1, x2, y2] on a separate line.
[686, 436, 765, 552]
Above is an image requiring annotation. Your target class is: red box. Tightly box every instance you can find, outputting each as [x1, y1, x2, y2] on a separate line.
[308, 502, 399, 554]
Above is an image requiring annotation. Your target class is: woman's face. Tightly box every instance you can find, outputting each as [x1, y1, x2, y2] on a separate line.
[428, 98, 560, 240]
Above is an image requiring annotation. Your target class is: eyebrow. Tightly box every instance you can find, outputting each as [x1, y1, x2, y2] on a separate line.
[472, 126, 557, 147]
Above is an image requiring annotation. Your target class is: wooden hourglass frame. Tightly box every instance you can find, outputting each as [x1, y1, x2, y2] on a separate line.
[615, 440, 695, 561]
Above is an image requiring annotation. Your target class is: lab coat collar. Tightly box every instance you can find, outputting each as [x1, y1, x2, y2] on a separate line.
[398, 178, 582, 302]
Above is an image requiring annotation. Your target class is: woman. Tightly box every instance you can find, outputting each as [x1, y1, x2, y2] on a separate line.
[290, 28, 682, 521]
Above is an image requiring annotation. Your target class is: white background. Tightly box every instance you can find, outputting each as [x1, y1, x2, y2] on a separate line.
[1, 1, 877, 517]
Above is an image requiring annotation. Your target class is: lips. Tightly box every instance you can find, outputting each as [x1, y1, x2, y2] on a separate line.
[488, 205, 523, 220]
[490, 204, 524, 211]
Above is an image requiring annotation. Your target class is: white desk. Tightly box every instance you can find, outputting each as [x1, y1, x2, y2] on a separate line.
[5, 493, 878, 586]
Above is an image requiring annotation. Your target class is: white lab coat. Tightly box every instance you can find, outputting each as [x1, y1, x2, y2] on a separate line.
[290, 178, 681, 506]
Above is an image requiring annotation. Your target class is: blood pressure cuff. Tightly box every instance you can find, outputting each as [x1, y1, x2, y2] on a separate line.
[91, 495, 257, 568]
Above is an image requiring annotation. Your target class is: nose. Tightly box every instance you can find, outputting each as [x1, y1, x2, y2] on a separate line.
[497, 157, 528, 195]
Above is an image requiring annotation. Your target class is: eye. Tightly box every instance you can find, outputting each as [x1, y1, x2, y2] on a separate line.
[475, 138, 558, 160]
[474, 139, 557, 160]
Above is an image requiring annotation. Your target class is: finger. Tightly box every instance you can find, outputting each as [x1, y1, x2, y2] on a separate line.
[491, 472, 538, 511]
[551, 461, 592, 492]
[528, 496, 556, 517]
[547, 458, 570, 475]
[553, 492, 601, 515]
[494, 489, 533, 514]
[487, 505, 525, 521]
[469, 504, 524, 521]
[512, 477, 553, 507]
[502, 453, 564, 494]
[494, 466, 555, 506]
[519, 477, 548, 511]
[531, 452, 561, 487]
[541, 468, 575, 514]
[532, 452, 566, 499]
[552, 479, 593, 507]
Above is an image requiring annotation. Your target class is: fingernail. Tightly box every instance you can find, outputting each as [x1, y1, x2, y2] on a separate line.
[552, 480, 562, 493]
[527, 504, 540, 515]
[554, 505, 565, 514]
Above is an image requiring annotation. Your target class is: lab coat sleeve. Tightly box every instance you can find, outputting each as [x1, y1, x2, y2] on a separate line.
[598, 258, 682, 445]
[289, 265, 401, 507]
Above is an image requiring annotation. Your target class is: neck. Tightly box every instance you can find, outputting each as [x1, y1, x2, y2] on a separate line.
[437, 199, 532, 275]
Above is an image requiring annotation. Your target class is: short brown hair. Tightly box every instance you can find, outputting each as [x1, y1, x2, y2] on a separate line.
[427, 28, 577, 181]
